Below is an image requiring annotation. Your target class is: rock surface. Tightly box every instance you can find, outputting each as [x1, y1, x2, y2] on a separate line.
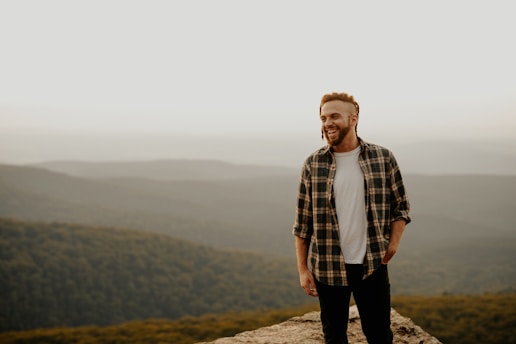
[197, 306, 442, 344]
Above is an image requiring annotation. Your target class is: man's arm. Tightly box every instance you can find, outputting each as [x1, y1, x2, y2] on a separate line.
[383, 151, 410, 264]
[295, 236, 318, 297]
[382, 219, 406, 264]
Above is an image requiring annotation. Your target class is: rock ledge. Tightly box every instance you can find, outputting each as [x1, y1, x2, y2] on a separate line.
[197, 306, 442, 344]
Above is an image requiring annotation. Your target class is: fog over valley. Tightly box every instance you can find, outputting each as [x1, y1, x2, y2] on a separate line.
[2, 131, 516, 176]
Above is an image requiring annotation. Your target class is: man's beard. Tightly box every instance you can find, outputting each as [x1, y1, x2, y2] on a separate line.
[324, 126, 351, 147]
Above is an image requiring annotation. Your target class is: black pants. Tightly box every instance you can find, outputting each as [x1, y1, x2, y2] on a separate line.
[315, 264, 393, 344]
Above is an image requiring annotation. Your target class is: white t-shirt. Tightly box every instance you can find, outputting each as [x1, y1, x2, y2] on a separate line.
[333, 146, 367, 264]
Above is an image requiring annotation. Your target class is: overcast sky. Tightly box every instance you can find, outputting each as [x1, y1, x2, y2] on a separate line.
[1, 1, 515, 164]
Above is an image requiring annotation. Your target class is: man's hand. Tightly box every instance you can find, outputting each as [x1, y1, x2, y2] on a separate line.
[295, 236, 318, 297]
[382, 219, 406, 264]
[382, 242, 398, 264]
[299, 268, 318, 297]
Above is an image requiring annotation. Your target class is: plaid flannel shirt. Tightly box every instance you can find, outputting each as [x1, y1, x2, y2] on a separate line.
[293, 138, 411, 286]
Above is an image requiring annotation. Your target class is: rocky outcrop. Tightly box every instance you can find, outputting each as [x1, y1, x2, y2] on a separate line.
[197, 306, 442, 344]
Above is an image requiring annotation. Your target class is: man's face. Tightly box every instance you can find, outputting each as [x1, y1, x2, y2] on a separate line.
[320, 100, 357, 147]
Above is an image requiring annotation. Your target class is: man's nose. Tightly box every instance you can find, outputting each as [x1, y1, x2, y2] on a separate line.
[323, 117, 333, 127]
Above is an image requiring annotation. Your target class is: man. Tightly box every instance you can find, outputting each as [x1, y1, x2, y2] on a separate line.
[293, 92, 411, 344]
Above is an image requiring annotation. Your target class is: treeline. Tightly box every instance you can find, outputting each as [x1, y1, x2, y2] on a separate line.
[0, 218, 308, 332]
[0, 294, 514, 344]
[0, 304, 319, 344]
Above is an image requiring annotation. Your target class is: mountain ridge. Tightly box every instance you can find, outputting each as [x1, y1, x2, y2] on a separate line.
[3, 134, 516, 175]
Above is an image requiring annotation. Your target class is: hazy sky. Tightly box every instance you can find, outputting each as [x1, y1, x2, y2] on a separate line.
[1, 1, 515, 164]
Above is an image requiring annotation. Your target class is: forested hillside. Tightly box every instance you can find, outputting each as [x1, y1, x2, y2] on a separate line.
[0, 218, 311, 332]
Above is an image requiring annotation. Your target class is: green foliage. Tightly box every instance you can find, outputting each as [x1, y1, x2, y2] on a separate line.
[0, 218, 309, 332]
[392, 293, 516, 344]
[0, 305, 320, 344]
[1, 294, 514, 344]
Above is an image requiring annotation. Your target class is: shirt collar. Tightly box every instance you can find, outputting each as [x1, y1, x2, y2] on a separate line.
[321, 137, 368, 155]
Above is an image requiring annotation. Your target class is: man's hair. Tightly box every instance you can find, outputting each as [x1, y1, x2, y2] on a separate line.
[319, 92, 360, 115]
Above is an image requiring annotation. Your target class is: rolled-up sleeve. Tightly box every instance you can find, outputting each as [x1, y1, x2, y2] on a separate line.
[389, 153, 411, 224]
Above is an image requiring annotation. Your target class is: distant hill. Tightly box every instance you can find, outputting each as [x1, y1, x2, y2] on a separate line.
[28, 138, 516, 177]
[3, 133, 516, 175]
[30, 159, 299, 181]
[0, 218, 308, 332]
[0, 163, 294, 254]
[390, 139, 516, 176]
[403, 174, 516, 234]
[1, 162, 515, 295]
